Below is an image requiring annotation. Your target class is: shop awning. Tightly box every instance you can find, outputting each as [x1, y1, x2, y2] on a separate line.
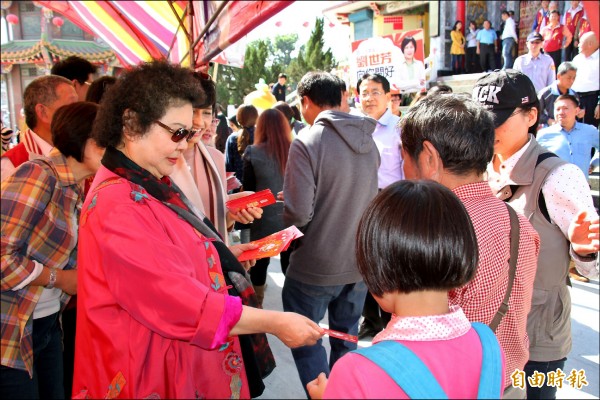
[35, 1, 293, 68]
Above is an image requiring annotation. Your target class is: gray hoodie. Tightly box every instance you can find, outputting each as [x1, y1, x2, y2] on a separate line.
[283, 110, 380, 286]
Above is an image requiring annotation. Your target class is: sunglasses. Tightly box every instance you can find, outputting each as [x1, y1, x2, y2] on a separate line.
[155, 120, 196, 142]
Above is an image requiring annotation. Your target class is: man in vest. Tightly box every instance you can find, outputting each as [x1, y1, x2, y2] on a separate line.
[400, 93, 540, 399]
[562, 0, 585, 61]
[474, 69, 599, 400]
[533, 1, 550, 32]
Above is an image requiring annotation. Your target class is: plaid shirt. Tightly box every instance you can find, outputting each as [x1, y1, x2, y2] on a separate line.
[449, 182, 540, 388]
[1, 149, 81, 375]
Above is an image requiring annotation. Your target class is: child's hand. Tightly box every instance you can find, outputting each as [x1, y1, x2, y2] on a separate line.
[307, 372, 328, 399]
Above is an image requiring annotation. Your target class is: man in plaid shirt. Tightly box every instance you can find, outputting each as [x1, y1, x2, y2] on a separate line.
[400, 93, 540, 398]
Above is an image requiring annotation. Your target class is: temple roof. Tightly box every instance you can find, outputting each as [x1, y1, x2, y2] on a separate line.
[1, 39, 115, 64]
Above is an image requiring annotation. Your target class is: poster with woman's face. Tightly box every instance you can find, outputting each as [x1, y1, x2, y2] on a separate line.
[351, 29, 425, 93]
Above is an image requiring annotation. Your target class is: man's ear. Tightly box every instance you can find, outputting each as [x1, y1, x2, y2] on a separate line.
[35, 103, 51, 126]
[419, 140, 443, 181]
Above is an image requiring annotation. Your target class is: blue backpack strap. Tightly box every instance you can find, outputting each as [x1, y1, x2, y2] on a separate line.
[471, 322, 503, 399]
[352, 341, 448, 399]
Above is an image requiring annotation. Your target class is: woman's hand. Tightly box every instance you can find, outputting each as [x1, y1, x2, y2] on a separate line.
[569, 210, 600, 257]
[307, 372, 328, 399]
[227, 207, 263, 225]
[229, 243, 259, 270]
[226, 191, 264, 226]
[272, 312, 324, 348]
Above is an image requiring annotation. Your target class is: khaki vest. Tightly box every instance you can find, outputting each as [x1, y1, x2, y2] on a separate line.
[496, 137, 571, 362]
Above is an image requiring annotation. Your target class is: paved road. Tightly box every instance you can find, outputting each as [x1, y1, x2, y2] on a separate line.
[256, 257, 599, 399]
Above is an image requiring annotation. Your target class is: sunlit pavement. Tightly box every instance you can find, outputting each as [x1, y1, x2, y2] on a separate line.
[258, 257, 599, 399]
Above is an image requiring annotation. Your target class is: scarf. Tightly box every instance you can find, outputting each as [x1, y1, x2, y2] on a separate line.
[187, 143, 228, 240]
[102, 146, 275, 397]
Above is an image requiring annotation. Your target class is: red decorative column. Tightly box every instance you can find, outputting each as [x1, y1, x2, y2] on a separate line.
[457, 1, 466, 25]
[456, 1, 466, 72]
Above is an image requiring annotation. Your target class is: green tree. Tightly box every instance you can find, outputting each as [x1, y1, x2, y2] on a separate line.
[289, 18, 336, 84]
[215, 39, 271, 106]
[215, 21, 336, 106]
[270, 33, 298, 66]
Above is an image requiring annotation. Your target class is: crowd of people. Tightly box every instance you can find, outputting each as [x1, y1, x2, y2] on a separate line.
[451, 1, 593, 76]
[1, 12, 599, 399]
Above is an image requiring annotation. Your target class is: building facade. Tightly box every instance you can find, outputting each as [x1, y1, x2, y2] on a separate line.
[1, 0, 116, 132]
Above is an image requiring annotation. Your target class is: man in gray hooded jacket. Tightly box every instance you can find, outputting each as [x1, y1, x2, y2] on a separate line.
[282, 71, 380, 393]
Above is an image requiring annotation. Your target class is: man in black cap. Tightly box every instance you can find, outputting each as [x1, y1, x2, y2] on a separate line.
[473, 69, 599, 400]
[513, 31, 556, 92]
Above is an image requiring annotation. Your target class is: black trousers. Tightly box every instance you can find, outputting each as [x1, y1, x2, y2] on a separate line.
[360, 292, 391, 332]
[578, 90, 600, 126]
[547, 49, 562, 70]
[479, 44, 496, 71]
[466, 47, 481, 73]
[250, 257, 270, 286]
[564, 41, 578, 61]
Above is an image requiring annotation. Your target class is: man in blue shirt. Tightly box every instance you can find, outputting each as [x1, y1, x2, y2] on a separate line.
[476, 20, 498, 71]
[537, 94, 599, 180]
[513, 31, 556, 92]
[356, 73, 404, 339]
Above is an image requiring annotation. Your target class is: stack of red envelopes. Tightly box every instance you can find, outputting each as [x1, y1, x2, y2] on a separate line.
[237, 226, 304, 261]
[226, 189, 275, 213]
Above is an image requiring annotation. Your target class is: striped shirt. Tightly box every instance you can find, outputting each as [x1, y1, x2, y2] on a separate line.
[1, 149, 81, 375]
[449, 181, 540, 389]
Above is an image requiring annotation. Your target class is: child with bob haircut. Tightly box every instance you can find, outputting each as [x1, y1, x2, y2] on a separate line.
[307, 180, 505, 399]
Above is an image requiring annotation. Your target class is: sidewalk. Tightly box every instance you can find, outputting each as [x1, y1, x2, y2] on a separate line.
[257, 256, 600, 399]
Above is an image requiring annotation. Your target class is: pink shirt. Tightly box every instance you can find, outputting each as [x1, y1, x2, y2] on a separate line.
[323, 306, 505, 398]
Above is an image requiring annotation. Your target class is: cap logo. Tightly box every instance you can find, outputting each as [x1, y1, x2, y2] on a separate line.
[522, 96, 529, 103]
[473, 85, 502, 104]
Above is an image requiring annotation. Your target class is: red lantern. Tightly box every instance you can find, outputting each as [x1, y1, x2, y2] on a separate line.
[275, 21, 282, 27]
[6, 13, 18, 25]
[302, 21, 309, 28]
[52, 16, 64, 27]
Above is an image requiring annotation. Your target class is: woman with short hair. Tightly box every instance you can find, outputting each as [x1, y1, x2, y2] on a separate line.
[1, 102, 103, 399]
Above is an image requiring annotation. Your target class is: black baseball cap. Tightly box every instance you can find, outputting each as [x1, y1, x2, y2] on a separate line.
[526, 31, 543, 42]
[473, 69, 538, 127]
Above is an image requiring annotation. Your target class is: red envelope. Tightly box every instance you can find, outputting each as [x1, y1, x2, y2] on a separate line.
[226, 189, 276, 213]
[322, 328, 358, 343]
[237, 226, 303, 261]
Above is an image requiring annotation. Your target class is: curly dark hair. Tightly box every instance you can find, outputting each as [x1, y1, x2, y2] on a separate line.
[92, 61, 203, 148]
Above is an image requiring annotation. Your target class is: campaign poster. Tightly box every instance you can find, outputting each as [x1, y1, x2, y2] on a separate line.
[351, 29, 425, 93]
